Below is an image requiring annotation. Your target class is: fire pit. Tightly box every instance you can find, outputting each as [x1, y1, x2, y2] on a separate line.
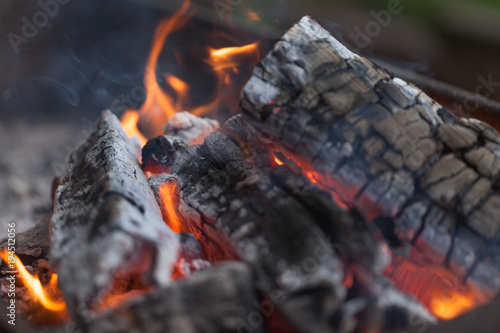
[2, 1, 500, 333]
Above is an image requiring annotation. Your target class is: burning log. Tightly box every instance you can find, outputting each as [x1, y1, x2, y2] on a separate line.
[240, 16, 500, 314]
[86, 262, 264, 333]
[165, 115, 434, 332]
[0, 216, 68, 326]
[147, 173, 237, 263]
[50, 110, 179, 320]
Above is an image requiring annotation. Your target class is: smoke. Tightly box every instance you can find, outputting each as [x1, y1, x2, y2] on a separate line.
[0, 0, 164, 120]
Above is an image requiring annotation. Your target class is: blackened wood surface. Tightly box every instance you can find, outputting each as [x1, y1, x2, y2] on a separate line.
[50, 110, 179, 320]
[148, 173, 238, 263]
[170, 115, 434, 333]
[240, 17, 500, 300]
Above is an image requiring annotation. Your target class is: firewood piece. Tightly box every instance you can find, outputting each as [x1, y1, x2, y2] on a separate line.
[0, 216, 68, 327]
[86, 262, 264, 333]
[142, 135, 187, 174]
[169, 115, 434, 333]
[148, 173, 238, 262]
[240, 16, 500, 299]
[50, 110, 179, 321]
[163, 111, 219, 145]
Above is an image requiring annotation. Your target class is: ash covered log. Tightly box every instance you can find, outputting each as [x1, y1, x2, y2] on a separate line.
[163, 111, 219, 145]
[240, 16, 500, 304]
[50, 110, 179, 320]
[86, 262, 264, 333]
[167, 115, 434, 333]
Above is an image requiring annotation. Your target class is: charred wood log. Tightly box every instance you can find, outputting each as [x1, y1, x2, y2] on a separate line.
[167, 115, 434, 333]
[0, 216, 67, 326]
[240, 16, 500, 302]
[50, 110, 179, 321]
[148, 173, 238, 262]
[86, 262, 264, 333]
[174, 232, 212, 278]
[142, 135, 187, 175]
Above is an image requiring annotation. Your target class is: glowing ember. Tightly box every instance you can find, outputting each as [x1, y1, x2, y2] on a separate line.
[385, 255, 488, 320]
[431, 292, 476, 320]
[159, 182, 182, 233]
[166, 74, 190, 110]
[172, 258, 188, 280]
[305, 171, 319, 184]
[0, 251, 66, 313]
[274, 156, 284, 165]
[245, 9, 261, 22]
[97, 290, 147, 310]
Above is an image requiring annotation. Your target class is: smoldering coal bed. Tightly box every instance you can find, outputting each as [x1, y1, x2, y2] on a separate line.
[2, 11, 500, 333]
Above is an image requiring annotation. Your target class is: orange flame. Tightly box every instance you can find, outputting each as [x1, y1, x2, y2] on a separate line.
[166, 74, 190, 109]
[188, 41, 260, 117]
[431, 292, 476, 320]
[0, 251, 66, 313]
[97, 290, 147, 310]
[385, 255, 488, 321]
[206, 43, 259, 72]
[120, 0, 260, 146]
[159, 182, 182, 233]
[121, 0, 191, 145]
[121, 110, 148, 147]
[305, 171, 319, 184]
[245, 9, 261, 22]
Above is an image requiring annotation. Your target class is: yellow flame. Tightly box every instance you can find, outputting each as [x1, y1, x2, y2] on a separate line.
[207, 43, 259, 71]
[121, 110, 148, 147]
[0, 251, 66, 312]
[121, 0, 191, 145]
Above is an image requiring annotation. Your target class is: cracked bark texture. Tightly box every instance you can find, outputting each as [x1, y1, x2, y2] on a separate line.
[50, 110, 179, 321]
[240, 16, 500, 303]
[167, 115, 434, 333]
